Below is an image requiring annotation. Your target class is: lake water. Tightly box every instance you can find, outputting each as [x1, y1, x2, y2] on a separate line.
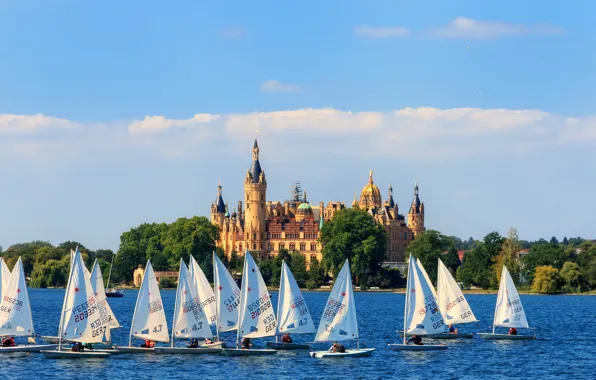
[5, 289, 595, 379]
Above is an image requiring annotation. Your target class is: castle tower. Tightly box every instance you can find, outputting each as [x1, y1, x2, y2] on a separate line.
[385, 183, 398, 219]
[359, 170, 382, 210]
[210, 181, 226, 230]
[407, 182, 425, 237]
[244, 139, 267, 255]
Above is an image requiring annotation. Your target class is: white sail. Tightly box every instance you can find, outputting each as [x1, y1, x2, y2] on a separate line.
[0, 257, 10, 291]
[277, 260, 316, 335]
[130, 260, 169, 343]
[172, 259, 213, 339]
[314, 259, 359, 342]
[405, 255, 446, 335]
[213, 253, 241, 332]
[237, 251, 276, 339]
[493, 266, 529, 329]
[60, 250, 109, 343]
[417, 258, 437, 300]
[437, 258, 477, 324]
[189, 256, 217, 326]
[0, 257, 35, 336]
[90, 260, 121, 329]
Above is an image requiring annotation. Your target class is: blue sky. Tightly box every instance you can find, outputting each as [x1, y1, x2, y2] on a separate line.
[1, 0, 595, 251]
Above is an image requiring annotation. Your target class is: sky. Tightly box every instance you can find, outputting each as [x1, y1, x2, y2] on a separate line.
[1, 0, 595, 251]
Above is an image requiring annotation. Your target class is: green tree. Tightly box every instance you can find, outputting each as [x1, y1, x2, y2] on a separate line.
[493, 227, 522, 286]
[531, 266, 561, 294]
[30, 258, 69, 288]
[319, 208, 387, 284]
[458, 231, 504, 288]
[560, 261, 582, 292]
[289, 252, 308, 288]
[307, 257, 327, 289]
[522, 240, 567, 284]
[406, 230, 454, 284]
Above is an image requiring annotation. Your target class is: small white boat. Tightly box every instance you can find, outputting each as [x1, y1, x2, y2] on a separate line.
[41, 350, 111, 359]
[0, 258, 63, 354]
[388, 255, 448, 351]
[310, 348, 376, 358]
[220, 251, 278, 357]
[90, 259, 121, 331]
[436, 258, 478, 335]
[189, 256, 218, 328]
[397, 330, 474, 339]
[40, 336, 115, 348]
[477, 266, 536, 341]
[220, 348, 278, 356]
[309, 260, 375, 358]
[41, 249, 114, 358]
[266, 260, 316, 350]
[154, 346, 221, 354]
[213, 252, 241, 334]
[120, 260, 170, 352]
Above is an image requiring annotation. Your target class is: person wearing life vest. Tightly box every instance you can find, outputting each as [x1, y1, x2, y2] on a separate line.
[141, 339, 155, 348]
[448, 324, 458, 334]
[1, 337, 15, 347]
[508, 328, 517, 335]
[281, 333, 293, 343]
[188, 339, 199, 348]
[407, 335, 423, 345]
[241, 337, 252, 349]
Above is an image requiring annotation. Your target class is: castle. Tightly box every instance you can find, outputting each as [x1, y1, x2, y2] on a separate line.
[210, 139, 425, 266]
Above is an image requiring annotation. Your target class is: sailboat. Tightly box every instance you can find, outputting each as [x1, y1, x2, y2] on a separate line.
[221, 251, 278, 356]
[41, 250, 112, 358]
[310, 259, 375, 358]
[267, 260, 316, 350]
[89, 260, 121, 349]
[0, 257, 10, 295]
[154, 259, 220, 354]
[389, 255, 447, 351]
[213, 252, 241, 337]
[105, 252, 123, 298]
[0, 257, 56, 352]
[189, 255, 223, 348]
[477, 265, 536, 340]
[115, 260, 170, 353]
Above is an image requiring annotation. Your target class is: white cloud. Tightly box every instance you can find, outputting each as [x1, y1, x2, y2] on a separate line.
[428, 17, 565, 39]
[220, 28, 246, 39]
[0, 113, 78, 134]
[2, 107, 595, 162]
[355, 26, 410, 39]
[260, 80, 301, 93]
[128, 113, 220, 135]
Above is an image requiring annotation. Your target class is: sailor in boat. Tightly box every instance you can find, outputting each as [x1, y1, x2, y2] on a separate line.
[71, 342, 85, 352]
[140, 339, 155, 348]
[328, 342, 345, 353]
[188, 339, 199, 348]
[1, 337, 15, 347]
[448, 324, 459, 334]
[407, 335, 423, 345]
[241, 337, 252, 349]
[204, 337, 213, 344]
[508, 328, 518, 336]
[281, 333, 293, 344]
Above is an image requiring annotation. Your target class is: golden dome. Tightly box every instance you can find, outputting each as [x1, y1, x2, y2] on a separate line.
[359, 170, 382, 208]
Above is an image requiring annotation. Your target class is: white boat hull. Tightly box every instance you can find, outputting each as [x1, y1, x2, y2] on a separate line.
[309, 348, 375, 358]
[388, 344, 448, 351]
[0, 344, 56, 353]
[477, 333, 536, 340]
[112, 346, 155, 353]
[220, 348, 278, 356]
[155, 347, 221, 354]
[266, 342, 310, 350]
[201, 342, 226, 349]
[41, 350, 111, 359]
[397, 330, 473, 339]
[41, 336, 114, 348]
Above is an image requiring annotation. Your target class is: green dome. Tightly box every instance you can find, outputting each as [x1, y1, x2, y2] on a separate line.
[297, 202, 313, 215]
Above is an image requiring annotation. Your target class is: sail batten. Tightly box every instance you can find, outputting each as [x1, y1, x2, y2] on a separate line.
[437, 259, 478, 324]
[276, 261, 316, 335]
[314, 259, 359, 342]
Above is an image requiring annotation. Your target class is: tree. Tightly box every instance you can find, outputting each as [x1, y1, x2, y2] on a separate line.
[443, 244, 461, 274]
[306, 257, 327, 289]
[458, 231, 504, 288]
[319, 208, 387, 284]
[532, 266, 561, 294]
[289, 252, 308, 288]
[405, 230, 452, 284]
[560, 261, 582, 292]
[493, 227, 521, 286]
[562, 237, 569, 245]
[549, 236, 559, 245]
[522, 240, 567, 284]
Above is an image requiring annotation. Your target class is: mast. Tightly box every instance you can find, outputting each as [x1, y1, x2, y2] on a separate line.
[58, 250, 77, 351]
[212, 252, 220, 342]
[235, 252, 248, 348]
[403, 254, 411, 345]
[171, 264, 182, 348]
[106, 252, 115, 291]
[276, 260, 286, 344]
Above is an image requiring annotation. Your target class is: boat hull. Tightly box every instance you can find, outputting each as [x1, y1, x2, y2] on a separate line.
[41, 350, 111, 359]
[397, 331, 473, 339]
[477, 333, 536, 340]
[0, 344, 56, 353]
[266, 342, 310, 350]
[155, 347, 221, 354]
[220, 348, 278, 356]
[40, 336, 114, 348]
[388, 344, 448, 351]
[112, 346, 155, 353]
[309, 348, 375, 358]
[202, 342, 226, 349]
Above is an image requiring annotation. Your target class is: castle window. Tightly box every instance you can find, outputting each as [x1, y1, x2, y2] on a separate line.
[253, 243, 256, 250]
[239, 243, 243, 251]
[279, 243, 285, 250]
[300, 243, 306, 251]
[253, 233, 257, 239]
[247, 194, 249, 201]
[404, 231, 407, 240]
[310, 243, 316, 251]
[261, 243, 263, 249]
[289, 243, 296, 251]
[261, 195, 264, 201]
[310, 255, 317, 263]
[268, 243, 274, 251]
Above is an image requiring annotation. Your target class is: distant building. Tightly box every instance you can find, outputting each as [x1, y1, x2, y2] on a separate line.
[210, 139, 426, 265]
[133, 265, 178, 287]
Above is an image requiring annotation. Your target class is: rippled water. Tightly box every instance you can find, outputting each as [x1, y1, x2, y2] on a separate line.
[4, 289, 595, 379]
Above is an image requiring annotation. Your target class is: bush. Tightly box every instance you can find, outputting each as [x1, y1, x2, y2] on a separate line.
[159, 277, 176, 289]
[305, 280, 318, 290]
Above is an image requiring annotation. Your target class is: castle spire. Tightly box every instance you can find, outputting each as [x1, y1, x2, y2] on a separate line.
[369, 170, 374, 185]
[387, 183, 395, 208]
[215, 181, 225, 213]
[248, 139, 263, 184]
